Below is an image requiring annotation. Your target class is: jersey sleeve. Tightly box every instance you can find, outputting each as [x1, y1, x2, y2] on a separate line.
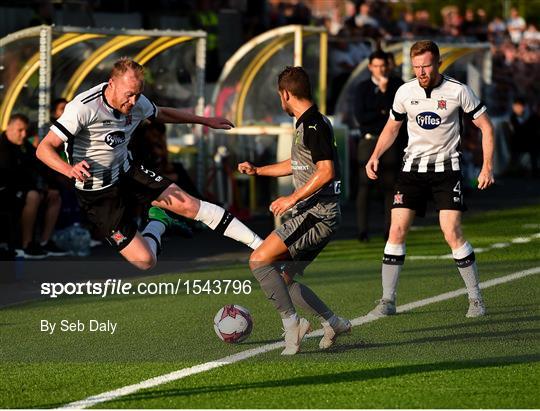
[303, 121, 335, 164]
[50, 100, 90, 142]
[460, 85, 487, 120]
[389, 85, 407, 121]
[138, 94, 158, 120]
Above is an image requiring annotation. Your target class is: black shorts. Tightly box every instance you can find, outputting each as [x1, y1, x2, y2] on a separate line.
[392, 171, 467, 217]
[75, 164, 172, 251]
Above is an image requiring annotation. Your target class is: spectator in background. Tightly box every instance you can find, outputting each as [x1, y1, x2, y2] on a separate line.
[441, 6, 462, 38]
[342, 0, 359, 32]
[413, 10, 438, 37]
[354, 2, 383, 39]
[355, 3, 379, 29]
[503, 97, 539, 177]
[523, 23, 540, 49]
[475, 8, 489, 42]
[51, 98, 68, 121]
[48, 98, 85, 232]
[461, 8, 478, 39]
[0, 114, 66, 258]
[328, 28, 366, 113]
[131, 121, 202, 199]
[488, 16, 507, 45]
[397, 10, 414, 39]
[354, 50, 404, 242]
[506, 7, 526, 45]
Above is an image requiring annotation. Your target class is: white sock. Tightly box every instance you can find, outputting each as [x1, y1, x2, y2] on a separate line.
[142, 220, 166, 257]
[195, 201, 263, 249]
[381, 242, 406, 301]
[282, 313, 299, 329]
[452, 241, 481, 300]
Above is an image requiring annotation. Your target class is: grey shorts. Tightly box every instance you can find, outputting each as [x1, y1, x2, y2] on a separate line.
[275, 199, 341, 262]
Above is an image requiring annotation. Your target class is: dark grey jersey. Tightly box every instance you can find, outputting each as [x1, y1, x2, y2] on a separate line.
[292, 105, 341, 209]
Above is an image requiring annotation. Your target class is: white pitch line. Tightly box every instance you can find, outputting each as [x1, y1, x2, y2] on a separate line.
[61, 266, 540, 409]
[409, 232, 540, 260]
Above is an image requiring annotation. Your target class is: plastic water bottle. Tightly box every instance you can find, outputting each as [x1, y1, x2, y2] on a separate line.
[53, 227, 70, 253]
[70, 223, 91, 257]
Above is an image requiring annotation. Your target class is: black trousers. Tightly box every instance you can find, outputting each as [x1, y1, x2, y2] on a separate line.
[356, 138, 400, 236]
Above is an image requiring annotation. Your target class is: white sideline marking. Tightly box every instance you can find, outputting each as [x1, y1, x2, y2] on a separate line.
[409, 232, 540, 260]
[61, 266, 540, 409]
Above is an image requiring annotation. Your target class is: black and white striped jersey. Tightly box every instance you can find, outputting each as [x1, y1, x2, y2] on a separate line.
[50, 83, 157, 191]
[390, 75, 486, 173]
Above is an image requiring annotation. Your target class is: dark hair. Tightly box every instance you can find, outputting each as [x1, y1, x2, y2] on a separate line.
[277, 66, 312, 100]
[410, 40, 440, 61]
[51, 97, 68, 112]
[8, 113, 29, 124]
[513, 96, 526, 105]
[369, 50, 388, 63]
[110, 57, 145, 80]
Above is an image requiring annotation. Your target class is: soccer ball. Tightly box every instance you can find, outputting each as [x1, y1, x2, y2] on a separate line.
[213, 304, 253, 343]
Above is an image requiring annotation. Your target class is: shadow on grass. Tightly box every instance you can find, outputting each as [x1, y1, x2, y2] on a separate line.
[401, 315, 540, 333]
[75, 353, 538, 407]
[358, 328, 540, 349]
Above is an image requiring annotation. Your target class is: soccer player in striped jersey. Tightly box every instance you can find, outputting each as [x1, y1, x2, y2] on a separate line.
[365, 40, 495, 318]
[37, 58, 262, 270]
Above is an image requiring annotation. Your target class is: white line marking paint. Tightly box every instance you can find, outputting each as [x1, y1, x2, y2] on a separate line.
[61, 266, 540, 409]
[409, 232, 539, 260]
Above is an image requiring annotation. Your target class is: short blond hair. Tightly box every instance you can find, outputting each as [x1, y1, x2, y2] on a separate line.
[410, 40, 440, 61]
[110, 57, 144, 80]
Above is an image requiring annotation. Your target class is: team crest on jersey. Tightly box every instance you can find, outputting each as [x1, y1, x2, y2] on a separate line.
[125, 114, 132, 126]
[437, 99, 447, 110]
[393, 192, 404, 205]
[110, 230, 127, 246]
[105, 131, 126, 147]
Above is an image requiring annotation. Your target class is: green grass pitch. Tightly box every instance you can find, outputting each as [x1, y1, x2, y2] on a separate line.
[1, 205, 539, 408]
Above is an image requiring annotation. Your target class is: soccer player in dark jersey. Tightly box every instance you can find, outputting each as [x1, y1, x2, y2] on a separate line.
[37, 58, 262, 270]
[238, 67, 351, 355]
[365, 40, 495, 318]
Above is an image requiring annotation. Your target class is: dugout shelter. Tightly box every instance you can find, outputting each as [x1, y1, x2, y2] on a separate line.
[209, 25, 342, 221]
[0, 25, 208, 188]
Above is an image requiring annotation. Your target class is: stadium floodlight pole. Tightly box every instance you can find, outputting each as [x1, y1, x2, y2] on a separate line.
[402, 41, 412, 81]
[38, 25, 52, 139]
[195, 34, 207, 194]
[483, 48, 492, 85]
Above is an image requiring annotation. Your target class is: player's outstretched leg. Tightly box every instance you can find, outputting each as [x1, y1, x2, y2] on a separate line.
[152, 183, 263, 250]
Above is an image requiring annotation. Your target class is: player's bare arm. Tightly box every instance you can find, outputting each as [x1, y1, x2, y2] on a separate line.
[155, 106, 234, 130]
[36, 131, 91, 182]
[270, 159, 334, 216]
[238, 158, 292, 177]
[472, 112, 495, 190]
[365, 118, 403, 180]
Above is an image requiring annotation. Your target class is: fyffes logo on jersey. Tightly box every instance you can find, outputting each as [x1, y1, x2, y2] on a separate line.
[105, 131, 126, 148]
[416, 112, 441, 129]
